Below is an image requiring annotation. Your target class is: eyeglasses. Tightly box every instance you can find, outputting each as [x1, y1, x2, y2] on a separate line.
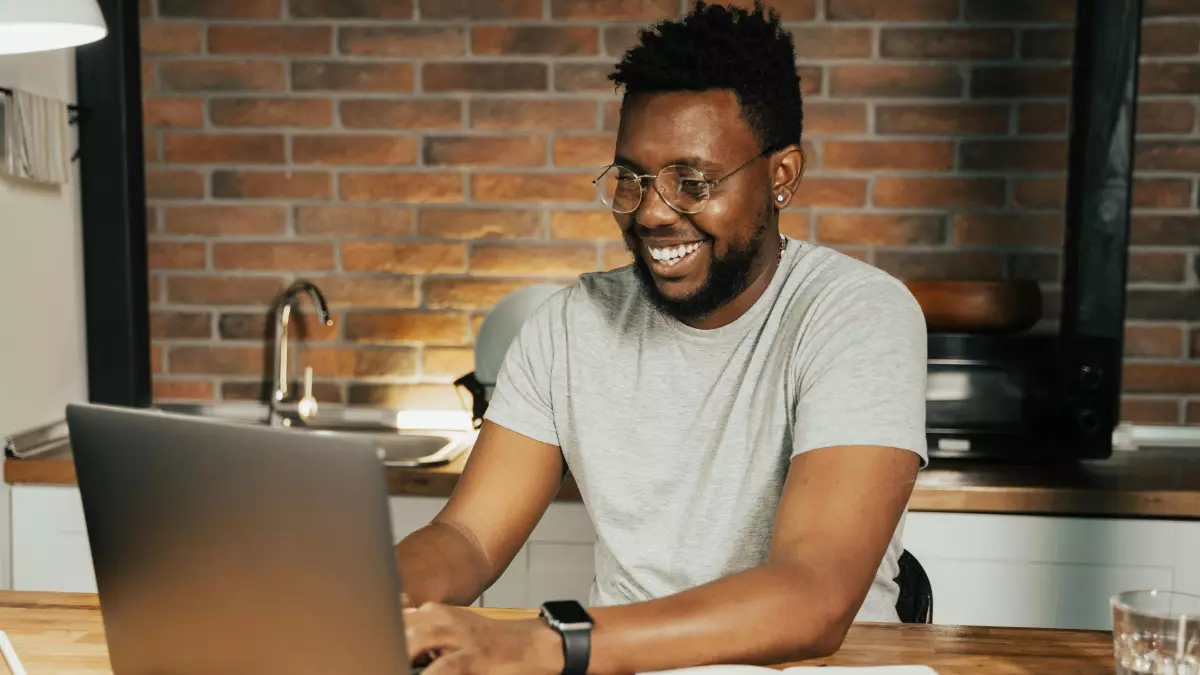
[593, 149, 769, 215]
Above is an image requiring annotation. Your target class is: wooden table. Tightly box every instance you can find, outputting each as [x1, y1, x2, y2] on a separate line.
[0, 591, 1115, 674]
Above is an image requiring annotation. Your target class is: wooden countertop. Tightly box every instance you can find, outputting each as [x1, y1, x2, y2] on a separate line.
[7, 446, 1200, 519]
[0, 591, 1113, 673]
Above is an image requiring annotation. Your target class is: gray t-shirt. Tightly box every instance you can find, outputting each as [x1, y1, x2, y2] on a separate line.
[484, 237, 928, 622]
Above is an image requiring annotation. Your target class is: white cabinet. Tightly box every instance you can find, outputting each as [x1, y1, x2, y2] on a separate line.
[481, 501, 596, 609]
[11, 485, 96, 593]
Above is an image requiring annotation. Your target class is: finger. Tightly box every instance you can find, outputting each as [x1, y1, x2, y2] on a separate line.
[420, 651, 473, 675]
[405, 605, 463, 660]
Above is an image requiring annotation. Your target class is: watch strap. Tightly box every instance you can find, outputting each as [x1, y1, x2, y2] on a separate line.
[560, 625, 590, 675]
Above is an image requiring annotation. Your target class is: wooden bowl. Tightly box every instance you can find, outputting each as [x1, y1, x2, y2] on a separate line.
[905, 280, 1042, 334]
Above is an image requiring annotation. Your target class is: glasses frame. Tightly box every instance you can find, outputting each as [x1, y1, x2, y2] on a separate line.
[593, 148, 771, 215]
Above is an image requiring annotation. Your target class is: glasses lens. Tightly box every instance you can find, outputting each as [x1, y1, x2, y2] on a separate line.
[600, 166, 643, 214]
[659, 166, 709, 214]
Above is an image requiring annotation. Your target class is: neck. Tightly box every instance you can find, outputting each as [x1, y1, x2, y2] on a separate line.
[681, 235, 784, 330]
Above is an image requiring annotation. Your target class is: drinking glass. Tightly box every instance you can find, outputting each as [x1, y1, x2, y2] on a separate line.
[1112, 590, 1200, 675]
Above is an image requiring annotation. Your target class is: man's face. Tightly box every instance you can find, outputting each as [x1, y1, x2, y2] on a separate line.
[613, 90, 777, 323]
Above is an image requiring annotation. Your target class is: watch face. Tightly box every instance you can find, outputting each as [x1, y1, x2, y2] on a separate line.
[542, 600, 592, 628]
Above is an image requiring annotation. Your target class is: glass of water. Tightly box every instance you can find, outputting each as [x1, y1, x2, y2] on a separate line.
[1112, 590, 1200, 675]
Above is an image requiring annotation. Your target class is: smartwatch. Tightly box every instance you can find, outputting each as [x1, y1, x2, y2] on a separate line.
[539, 600, 593, 675]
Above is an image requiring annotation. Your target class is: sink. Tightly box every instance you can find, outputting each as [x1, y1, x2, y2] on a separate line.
[156, 404, 474, 468]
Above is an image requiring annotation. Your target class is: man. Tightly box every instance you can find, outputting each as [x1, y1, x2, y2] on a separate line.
[398, 2, 927, 673]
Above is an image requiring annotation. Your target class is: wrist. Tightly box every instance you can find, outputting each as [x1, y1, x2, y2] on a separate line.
[531, 619, 566, 675]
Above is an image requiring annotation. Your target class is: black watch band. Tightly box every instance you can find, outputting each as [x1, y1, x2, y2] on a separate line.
[540, 601, 592, 675]
[560, 626, 590, 675]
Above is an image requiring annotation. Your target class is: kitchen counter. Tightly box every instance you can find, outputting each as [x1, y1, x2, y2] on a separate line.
[6, 445, 1200, 519]
[0, 590, 1113, 673]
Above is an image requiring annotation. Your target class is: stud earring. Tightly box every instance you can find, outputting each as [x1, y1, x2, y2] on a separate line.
[776, 194, 785, 203]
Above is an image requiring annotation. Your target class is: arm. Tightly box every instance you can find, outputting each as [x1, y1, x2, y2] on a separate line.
[395, 420, 564, 607]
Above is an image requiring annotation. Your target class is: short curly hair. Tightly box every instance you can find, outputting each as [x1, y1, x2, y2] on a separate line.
[609, 1, 803, 153]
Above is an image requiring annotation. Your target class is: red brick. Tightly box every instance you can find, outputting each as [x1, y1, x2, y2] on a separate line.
[152, 311, 212, 339]
[295, 206, 413, 237]
[882, 28, 1014, 59]
[471, 243, 595, 276]
[309, 277, 417, 309]
[153, 379, 216, 401]
[1132, 178, 1193, 209]
[604, 245, 633, 269]
[1012, 178, 1065, 209]
[1020, 29, 1073, 60]
[142, 61, 157, 91]
[803, 103, 867, 135]
[160, 0, 281, 18]
[218, 311, 337, 341]
[1138, 100, 1197, 134]
[1128, 251, 1187, 283]
[876, 179, 1006, 209]
[143, 97, 204, 128]
[824, 141, 953, 171]
[212, 243, 335, 271]
[340, 26, 464, 57]
[145, 133, 160, 163]
[830, 66, 962, 98]
[791, 27, 873, 59]
[209, 25, 331, 55]
[346, 312, 469, 346]
[293, 62, 413, 92]
[960, 140, 1069, 171]
[1192, 329, 1200, 358]
[420, 0, 540, 19]
[550, 211, 619, 241]
[1018, 103, 1069, 134]
[550, 0, 677, 20]
[553, 135, 615, 168]
[471, 173, 595, 202]
[164, 206, 286, 236]
[554, 64, 617, 93]
[340, 172, 463, 203]
[424, 278, 537, 310]
[1140, 63, 1200, 95]
[778, 211, 810, 240]
[1009, 253, 1059, 282]
[141, 0, 153, 16]
[160, 61, 285, 92]
[342, 242, 467, 274]
[289, 0, 413, 17]
[793, 178, 867, 207]
[167, 276, 286, 305]
[953, 214, 1063, 247]
[1132, 216, 1200, 246]
[162, 133, 285, 164]
[1121, 398, 1180, 425]
[296, 347, 418, 378]
[964, 0, 1074, 21]
[425, 63, 547, 93]
[875, 104, 1008, 135]
[970, 67, 1072, 98]
[212, 171, 331, 200]
[762, 0, 817, 20]
[473, 26, 598, 56]
[1125, 324, 1184, 359]
[874, 251, 1005, 281]
[1127, 290, 1200, 321]
[1142, 23, 1200, 56]
[1147, 0, 1200, 16]
[799, 66, 823, 97]
[293, 135, 417, 166]
[169, 346, 264, 375]
[151, 345, 164, 375]
[220, 381, 344, 404]
[603, 26, 640, 56]
[471, 99, 596, 131]
[146, 169, 205, 199]
[141, 21, 203, 55]
[341, 100, 461, 130]
[816, 214, 942, 246]
[420, 209, 543, 239]
[423, 348, 474, 379]
[424, 136, 546, 167]
[210, 98, 332, 128]
[1137, 141, 1200, 172]
[602, 100, 621, 132]
[348, 384, 461, 408]
[1124, 364, 1200, 394]
[1189, 401, 1200, 425]
[828, 0, 958, 20]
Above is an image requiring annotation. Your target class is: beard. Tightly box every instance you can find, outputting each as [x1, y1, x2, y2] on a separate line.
[628, 207, 772, 323]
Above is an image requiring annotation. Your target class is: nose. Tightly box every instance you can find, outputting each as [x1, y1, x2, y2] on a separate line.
[633, 181, 679, 230]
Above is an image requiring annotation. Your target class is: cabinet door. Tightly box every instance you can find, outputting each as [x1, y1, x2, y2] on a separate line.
[11, 486, 96, 593]
[481, 502, 597, 609]
[388, 496, 448, 543]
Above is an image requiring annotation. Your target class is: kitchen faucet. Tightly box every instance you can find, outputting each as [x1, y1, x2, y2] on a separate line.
[270, 281, 333, 426]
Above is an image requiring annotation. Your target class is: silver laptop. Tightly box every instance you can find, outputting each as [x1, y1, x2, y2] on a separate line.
[66, 403, 415, 675]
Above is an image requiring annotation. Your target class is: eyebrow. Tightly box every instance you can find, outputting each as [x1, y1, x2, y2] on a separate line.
[612, 154, 721, 173]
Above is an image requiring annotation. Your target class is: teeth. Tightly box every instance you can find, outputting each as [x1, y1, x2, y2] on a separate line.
[649, 241, 702, 264]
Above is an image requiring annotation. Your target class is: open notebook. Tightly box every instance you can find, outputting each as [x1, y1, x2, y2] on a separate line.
[641, 667, 938, 674]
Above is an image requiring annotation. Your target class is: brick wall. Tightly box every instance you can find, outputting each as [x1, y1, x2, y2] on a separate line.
[139, 0, 1200, 424]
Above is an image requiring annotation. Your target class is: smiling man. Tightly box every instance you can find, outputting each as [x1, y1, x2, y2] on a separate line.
[395, 2, 928, 673]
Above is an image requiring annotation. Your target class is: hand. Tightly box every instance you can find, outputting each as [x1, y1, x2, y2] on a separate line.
[405, 603, 564, 675]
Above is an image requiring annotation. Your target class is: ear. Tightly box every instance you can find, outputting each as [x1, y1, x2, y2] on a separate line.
[770, 145, 806, 210]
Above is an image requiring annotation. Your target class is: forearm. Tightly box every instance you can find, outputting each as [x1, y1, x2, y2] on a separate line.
[395, 520, 494, 607]
[586, 560, 856, 674]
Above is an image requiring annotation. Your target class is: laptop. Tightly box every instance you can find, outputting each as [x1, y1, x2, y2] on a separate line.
[66, 403, 419, 675]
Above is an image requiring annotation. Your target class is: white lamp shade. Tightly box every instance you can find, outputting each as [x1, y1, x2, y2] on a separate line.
[0, 0, 108, 56]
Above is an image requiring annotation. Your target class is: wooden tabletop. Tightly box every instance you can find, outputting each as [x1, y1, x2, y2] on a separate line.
[7, 446, 1200, 519]
[0, 591, 1114, 674]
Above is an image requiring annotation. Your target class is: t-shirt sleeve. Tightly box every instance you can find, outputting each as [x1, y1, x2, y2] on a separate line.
[481, 291, 564, 447]
[791, 275, 929, 466]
